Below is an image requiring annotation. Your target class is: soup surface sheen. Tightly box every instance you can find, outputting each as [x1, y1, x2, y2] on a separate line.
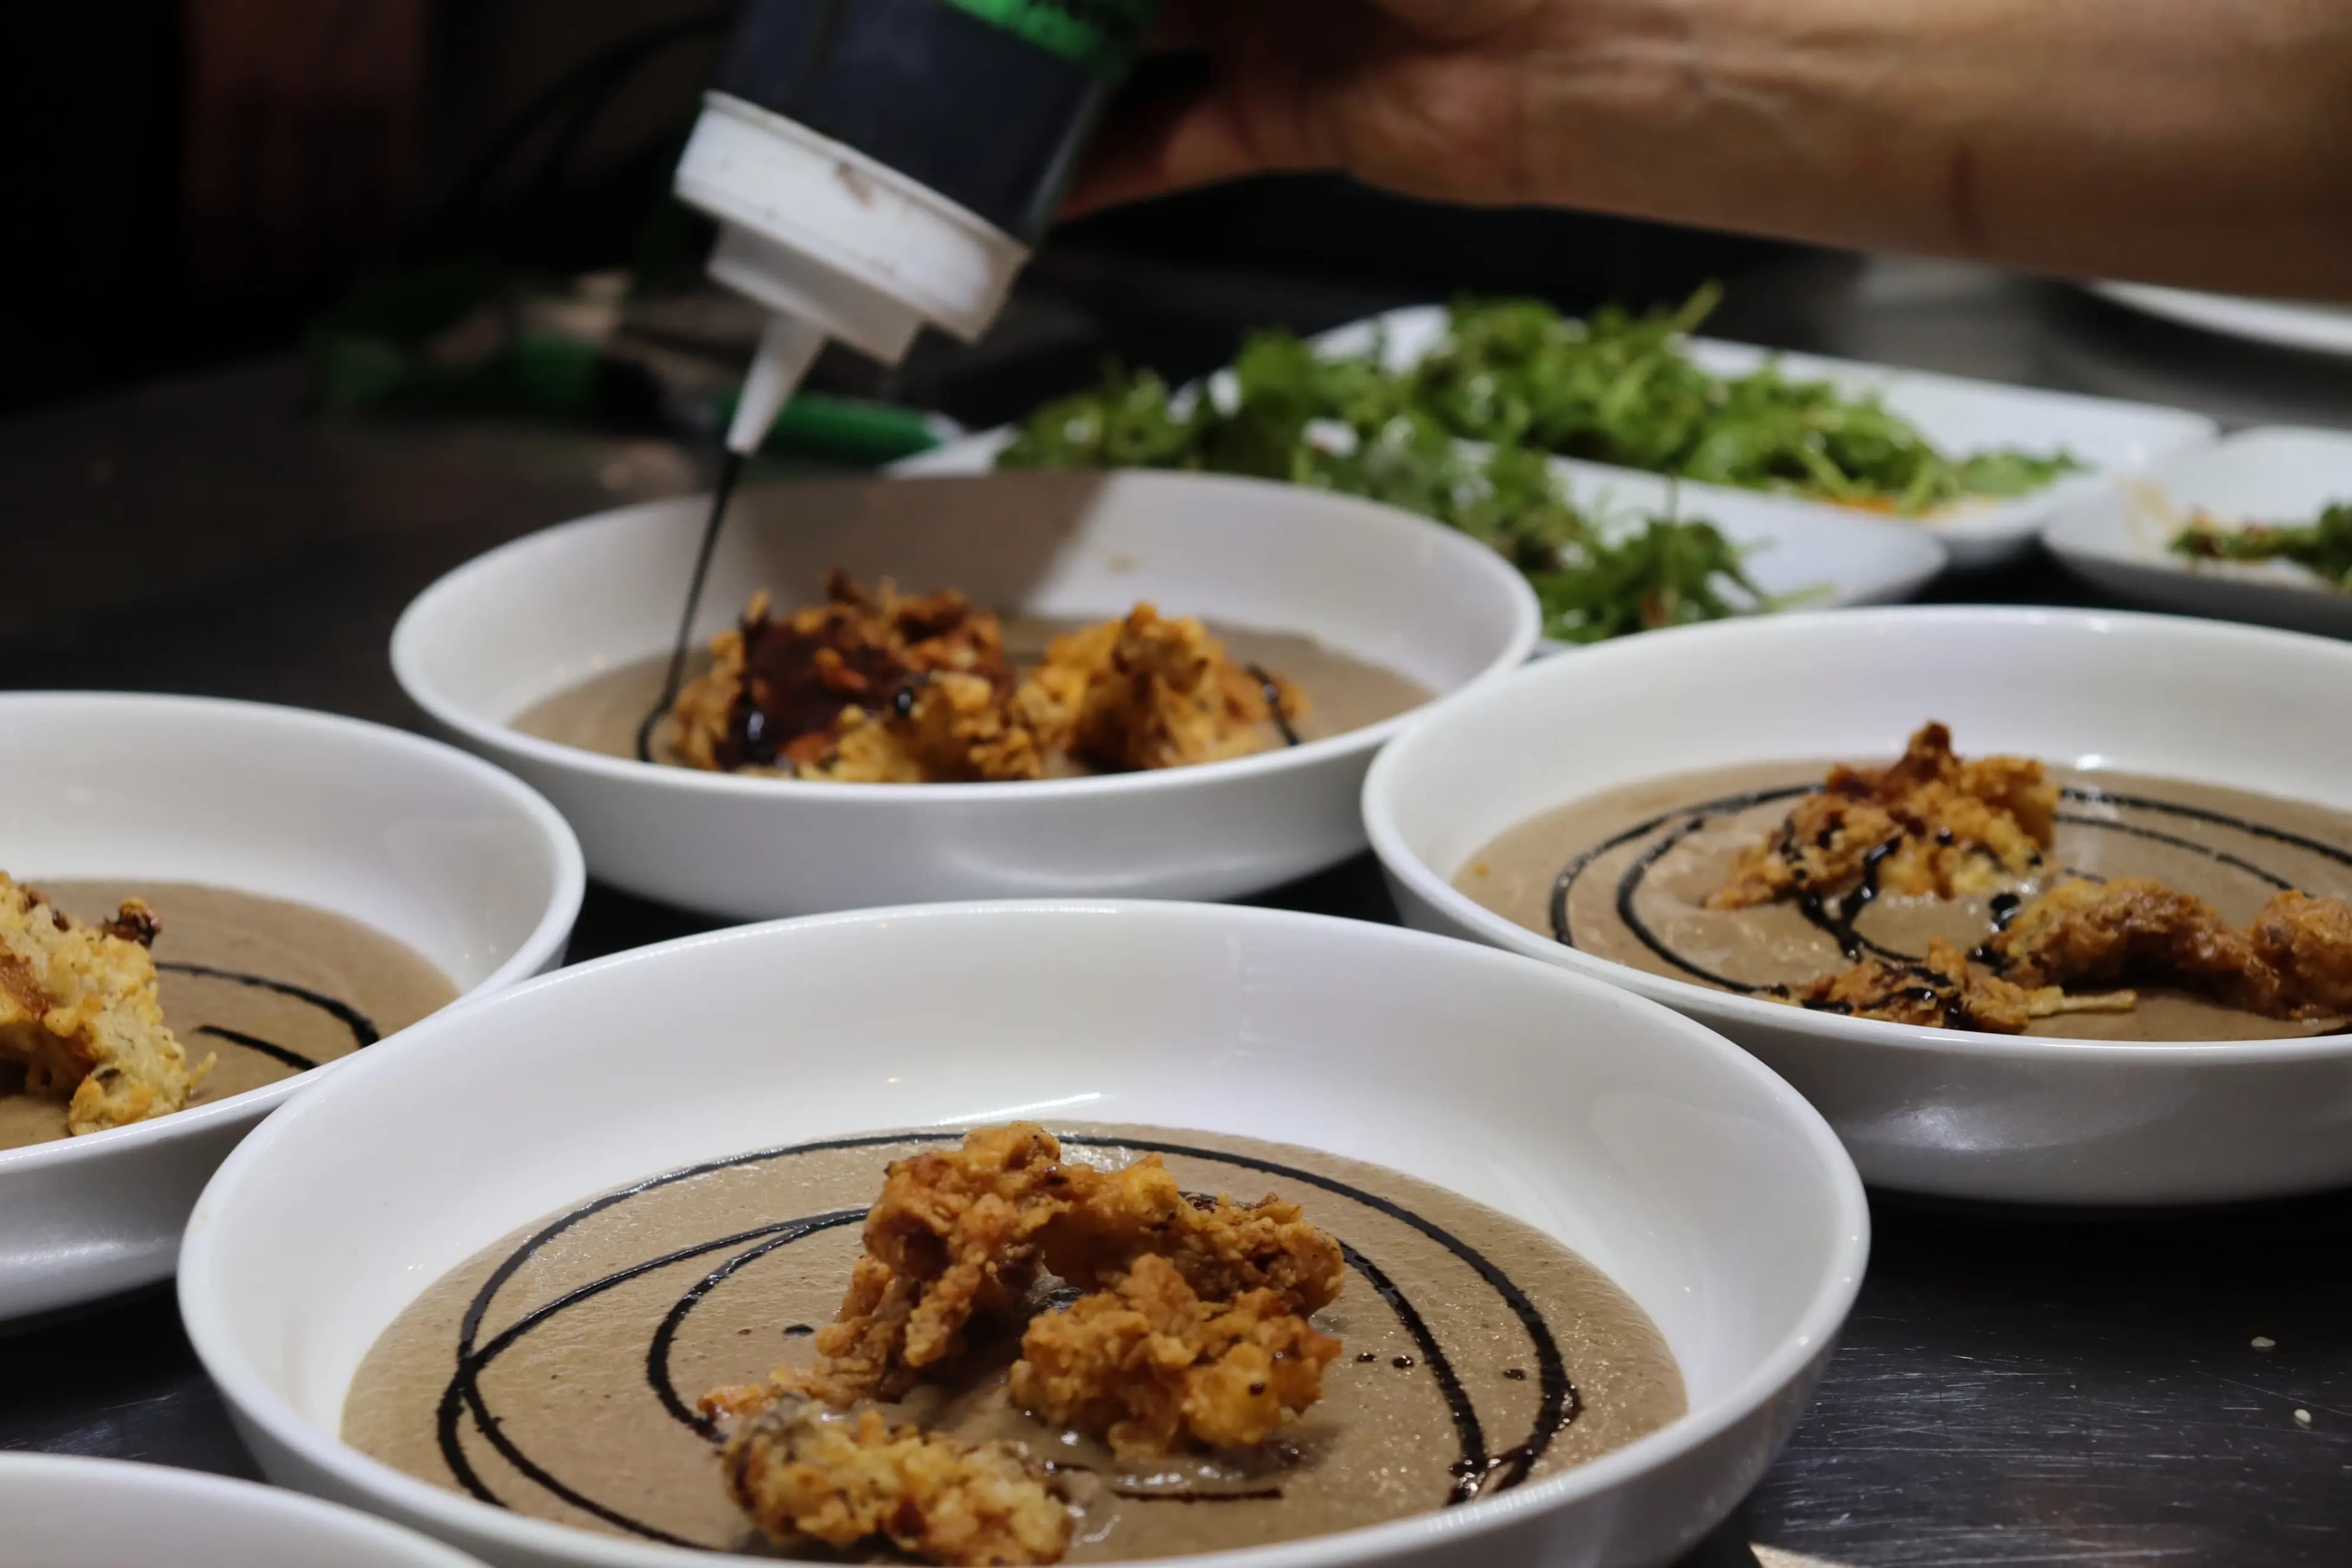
[1457, 761, 2352, 1041]
[344, 1125, 1686, 1562]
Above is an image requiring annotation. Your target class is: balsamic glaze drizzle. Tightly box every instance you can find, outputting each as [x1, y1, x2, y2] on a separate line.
[1248, 663, 1302, 748]
[157, 961, 380, 1049]
[433, 1131, 1575, 1542]
[1551, 782, 2352, 993]
[192, 1024, 317, 1074]
[636, 450, 747, 764]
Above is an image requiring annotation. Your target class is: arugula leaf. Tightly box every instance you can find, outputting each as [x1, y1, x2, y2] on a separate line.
[2170, 503, 2352, 591]
[997, 307, 1807, 643]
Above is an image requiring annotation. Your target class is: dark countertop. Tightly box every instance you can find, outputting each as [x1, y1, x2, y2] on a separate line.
[2, 254, 2348, 1568]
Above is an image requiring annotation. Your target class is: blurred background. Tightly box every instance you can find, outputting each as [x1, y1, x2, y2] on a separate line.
[6, 0, 1789, 428]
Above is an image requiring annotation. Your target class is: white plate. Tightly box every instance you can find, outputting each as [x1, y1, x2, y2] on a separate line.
[905, 435, 1949, 632]
[0, 1452, 489, 1568]
[2094, 282, 2352, 359]
[1363, 607, 2352, 1205]
[181, 901, 1866, 1568]
[1330, 307, 2216, 570]
[393, 470, 1539, 919]
[2045, 426, 2352, 638]
[913, 307, 2214, 572]
[0, 694, 583, 1321]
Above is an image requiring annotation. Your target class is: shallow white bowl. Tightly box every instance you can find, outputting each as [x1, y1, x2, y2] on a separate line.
[0, 1452, 489, 1568]
[0, 694, 583, 1321]
[1364, 608, 2352, 1205]
[902, 439, 1950, 621]
[2092, 282, 2352, 359]
[393, 471, 1539, 919]
[181, 902, 1866, 1568]
[2045, 426, 2352, 638]
[1325, 309, 2217, 570]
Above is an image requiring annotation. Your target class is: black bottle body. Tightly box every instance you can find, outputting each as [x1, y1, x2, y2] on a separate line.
[715, 0, 1159, 246]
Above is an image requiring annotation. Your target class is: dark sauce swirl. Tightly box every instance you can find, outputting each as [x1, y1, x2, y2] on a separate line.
[432, 1131, 1578, 1544]
[1551, 782, 2352, 995]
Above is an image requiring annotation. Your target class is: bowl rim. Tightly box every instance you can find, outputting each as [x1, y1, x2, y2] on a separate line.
[0, 690, 586, 1178]
[1364, 602, 2352, 1065]
[0, 1451, 491, 1567]
[180, 899, 1870, 1568]
[389, 470, 1545, 803]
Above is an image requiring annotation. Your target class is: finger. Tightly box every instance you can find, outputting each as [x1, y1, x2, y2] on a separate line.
[1064, 83, 1291, 216]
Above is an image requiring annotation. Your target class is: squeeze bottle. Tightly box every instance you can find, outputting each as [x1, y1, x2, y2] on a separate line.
[672, 0, 1164, 455]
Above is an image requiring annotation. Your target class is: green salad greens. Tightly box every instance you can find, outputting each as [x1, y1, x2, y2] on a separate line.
[1400, 287, 2082, 511]
[2169, 503, 2352, 590]
[1000, 326, 1774, 643]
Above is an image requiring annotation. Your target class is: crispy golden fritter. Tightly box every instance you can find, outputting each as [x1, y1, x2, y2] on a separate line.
[722, 1392, 1072, 1567]
[1713, 723, 2059, 910]
[1779, 938, 2133, 1033]
[671, 575, 1013, 773]
[671, 579, 1302, 783]
[1058, 605, 1305, 775]
[1992, 878, 2352, 1019]
[0, 876, 209, 1134]
[1008, 1253, 1340, 1458]
[2250, 890, 2352, 1014]
[788, 1124, 1076, 1404]
[805, 673, 1052, 784]
[1041, 1154, 1346, 1316]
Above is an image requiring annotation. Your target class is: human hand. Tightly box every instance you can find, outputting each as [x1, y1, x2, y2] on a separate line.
[1068, 0, 1588, 215]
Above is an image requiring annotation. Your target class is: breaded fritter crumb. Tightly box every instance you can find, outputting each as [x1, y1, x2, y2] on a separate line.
[722, 1392, 1072, 1567]
[1042, 1155, 1346, 1316]
[0, 875, 208, 1134]
[1010, 1253, 1340, 1458]
[668, 578, 1303, 783]
[1054, 605, 1305, 774]
[1994, 878, 2352, 1019]
[788, 1124, 1074, 1405]
[1713, 723, 2058, 910]
[1777, 938, 2133, 1033]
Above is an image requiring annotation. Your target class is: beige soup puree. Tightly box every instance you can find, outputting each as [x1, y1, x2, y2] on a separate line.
[344, 1126, 1684, 1562]
[0, 881, 456, 1150]
[1458, 761, 2352, 1041]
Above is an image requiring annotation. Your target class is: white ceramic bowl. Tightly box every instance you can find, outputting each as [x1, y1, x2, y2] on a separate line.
[392, 470, 1540, 919]
[0, 694, 583, 1321]
[903, 439, 1951, 621]
[0, 1452, 489, 1568]
[2045, 427, 2352, 638]
[181, 902, 1866, 1568]
[1365, 607, 2352, 1205]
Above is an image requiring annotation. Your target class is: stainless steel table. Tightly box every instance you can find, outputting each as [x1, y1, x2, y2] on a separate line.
[3, 254, 2346, 1567]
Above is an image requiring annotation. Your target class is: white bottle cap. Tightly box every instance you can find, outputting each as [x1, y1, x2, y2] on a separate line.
[674, 92, 1032, 364]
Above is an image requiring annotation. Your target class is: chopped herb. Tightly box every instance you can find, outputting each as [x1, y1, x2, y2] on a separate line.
[1404, 287, 2083, 511]
[1001, 345, 1765, 643]
[2169, 503, 2352, 591]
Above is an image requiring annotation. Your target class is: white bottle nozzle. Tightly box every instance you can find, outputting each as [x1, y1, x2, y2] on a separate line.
[728, 314, 829, 457]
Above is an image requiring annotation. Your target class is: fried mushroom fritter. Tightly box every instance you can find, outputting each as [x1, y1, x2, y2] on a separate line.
[670, 579, 1303, 783]
[722, 1392, 1072, 1567]
[786, 1124, 1075, 1404]
[1713, 723, 2059, 910]
[1041, 1154, 1346, 1316]
[1008, 1254, 1341, 1458]
[1052, 605, 1305, 775]
[1992, 878, 2352, 1019]
[0, 876, 209, 1134]
[1778, 937, 2133, 1033]
[671, 575, 1012, 774]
